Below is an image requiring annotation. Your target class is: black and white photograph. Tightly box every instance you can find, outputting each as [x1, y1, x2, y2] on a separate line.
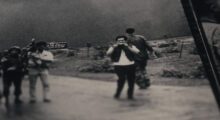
[0, 0, 219, 120]
[181, 0, 220, 109]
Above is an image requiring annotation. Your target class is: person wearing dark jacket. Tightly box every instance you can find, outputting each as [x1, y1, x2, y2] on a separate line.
[107, 35, 140, 100]
[126, 28, 154, 89]
[1, 46, 24, 106]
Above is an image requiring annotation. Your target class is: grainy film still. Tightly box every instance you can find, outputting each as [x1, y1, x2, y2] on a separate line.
[181, 0, 220, 109]
[0, 0, 219, 120]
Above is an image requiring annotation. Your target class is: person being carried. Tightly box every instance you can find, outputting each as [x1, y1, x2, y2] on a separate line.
[107, 35, 140, 100]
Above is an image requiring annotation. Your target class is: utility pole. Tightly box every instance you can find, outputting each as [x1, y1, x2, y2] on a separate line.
[179, 40, 184, 58]
[86, 42, 91, 58]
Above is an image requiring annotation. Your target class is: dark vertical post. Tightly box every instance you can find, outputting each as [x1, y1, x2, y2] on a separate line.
[179, 41, 184, 58]
[86, 42, 91, 58]
[181, 0, 220, 109]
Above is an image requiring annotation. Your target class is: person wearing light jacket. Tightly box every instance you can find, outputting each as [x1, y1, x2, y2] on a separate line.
[27, 41, 54, 103]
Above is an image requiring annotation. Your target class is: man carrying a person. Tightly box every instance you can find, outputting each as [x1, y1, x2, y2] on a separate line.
[126, 28, 154, 89]
[27, 41, 54, 103]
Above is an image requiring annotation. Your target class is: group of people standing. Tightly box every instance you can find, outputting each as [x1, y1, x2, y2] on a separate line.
[107, 28, 155, 100]
[0, 40, 54, 107]
[0, 28, 152, 108]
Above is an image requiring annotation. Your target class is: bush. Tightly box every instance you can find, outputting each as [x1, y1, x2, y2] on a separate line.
[157, 40, 178, 48]
[161, 63, 206, 79]
[162, 68, 188, 78]
[190, 63, 206, 79]
[67, 50, 75, 57]
[164, 47, 180, 53]
[93, 46, 108, 60]
[158, 42, 170, 48]
[77, 58, 114, 73]
[154, 50, 164, 58]
[51, 49, 67, 56]
[168, 40, 178, 46]
[189, 47, 198, 55]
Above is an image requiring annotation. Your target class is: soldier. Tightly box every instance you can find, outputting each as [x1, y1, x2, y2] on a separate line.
[126, 28, 155, 89]
[27, 41, 54, 103]
[1, 46, 24, 106]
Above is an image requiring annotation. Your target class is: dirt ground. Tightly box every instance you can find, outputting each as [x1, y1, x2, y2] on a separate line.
[0, 76, 219, 120]
[1, 38, 220, 120]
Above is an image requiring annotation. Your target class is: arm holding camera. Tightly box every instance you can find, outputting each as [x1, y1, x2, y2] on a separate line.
[107, 42, 140, 56]
[106, 43, 118, 56]
[124, 43, 140, 54]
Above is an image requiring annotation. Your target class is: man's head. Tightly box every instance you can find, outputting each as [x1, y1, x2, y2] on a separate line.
[8, 46, 21, 58]
[115, 35, 128, 45]
[126, 28, 135, 34]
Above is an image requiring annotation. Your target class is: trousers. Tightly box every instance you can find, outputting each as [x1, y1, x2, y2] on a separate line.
[29, 69, 50, 100]
[2, 71, 23, 98]
[114, 65, 136, 98]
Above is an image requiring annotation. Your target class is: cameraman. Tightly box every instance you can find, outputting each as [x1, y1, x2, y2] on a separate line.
[107, 35, 140, 100]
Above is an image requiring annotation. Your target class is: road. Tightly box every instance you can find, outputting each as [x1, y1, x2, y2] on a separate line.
[0, 75, 219, 120]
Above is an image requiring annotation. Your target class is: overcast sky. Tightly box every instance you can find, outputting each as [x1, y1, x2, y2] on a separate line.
[0, 0, 190, 50]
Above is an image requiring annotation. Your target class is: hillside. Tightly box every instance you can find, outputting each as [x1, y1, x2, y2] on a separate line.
[50, 37, 209, 86]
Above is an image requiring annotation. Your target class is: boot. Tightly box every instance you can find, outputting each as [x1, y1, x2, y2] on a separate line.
[14, 96, 23, 105]
[5, 97, 10, 108]
[113, 94, 120, 99]
[43, 98, 51, 103]
[127, 95, 135, 100]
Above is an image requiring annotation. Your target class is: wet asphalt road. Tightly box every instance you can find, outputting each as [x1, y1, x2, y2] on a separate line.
[0, 75, 219, 120]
